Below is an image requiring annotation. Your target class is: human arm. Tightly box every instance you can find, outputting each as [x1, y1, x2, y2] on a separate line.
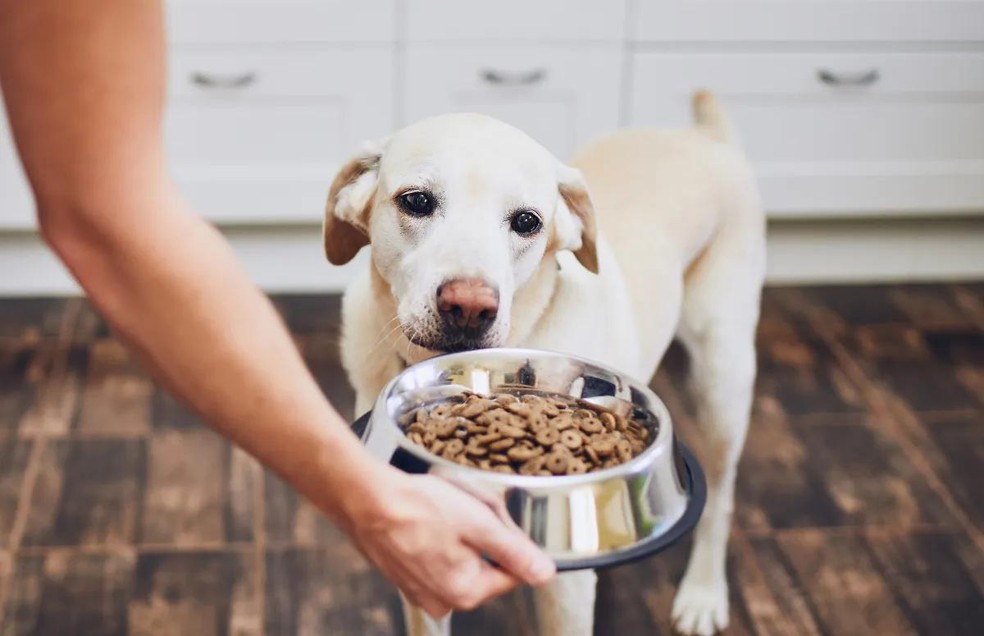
[0, 0, 554, 615]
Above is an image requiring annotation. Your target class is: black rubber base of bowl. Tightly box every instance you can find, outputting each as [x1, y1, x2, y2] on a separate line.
[351, 412, 705, 571]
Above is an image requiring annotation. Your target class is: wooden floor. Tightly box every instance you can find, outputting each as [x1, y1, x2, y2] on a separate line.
[0, 284, 982, 636]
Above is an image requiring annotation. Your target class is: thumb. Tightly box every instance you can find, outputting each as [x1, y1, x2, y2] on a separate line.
[462, 509, 556, 586]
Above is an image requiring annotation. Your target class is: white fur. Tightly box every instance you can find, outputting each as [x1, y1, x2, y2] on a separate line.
[325, 93, 765, 636]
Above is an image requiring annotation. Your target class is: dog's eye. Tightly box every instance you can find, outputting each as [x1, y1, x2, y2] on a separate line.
[510, 211, 542, 236]
[398, 191, 435, 217]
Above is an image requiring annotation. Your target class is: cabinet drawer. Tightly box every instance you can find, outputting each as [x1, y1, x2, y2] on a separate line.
[629, 52, 984, 217]
[407, 0, 626, 42]
[166, 48, 395, 223]
[633, 1, 984, 43]
[166, 0, 396, 44]
[404, 45, 622, 160]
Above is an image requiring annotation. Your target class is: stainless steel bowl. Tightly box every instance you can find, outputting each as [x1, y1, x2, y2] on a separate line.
[354, 348, 704, 570]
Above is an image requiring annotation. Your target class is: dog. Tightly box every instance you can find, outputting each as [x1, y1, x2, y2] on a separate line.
[323, 90, 765, 636]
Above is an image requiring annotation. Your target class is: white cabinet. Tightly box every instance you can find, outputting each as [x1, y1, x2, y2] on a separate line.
[404, 46, 622, 160]
[629, 51, 984, 217]
[166, 0, 396, 44]
[408, 0, 626, 42]
[166, 48, 395, 223]
[2, 0, 983, 235]
[633, 1, 984, 43]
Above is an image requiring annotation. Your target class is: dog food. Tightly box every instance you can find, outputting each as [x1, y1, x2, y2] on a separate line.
[399, 391, 652, 475]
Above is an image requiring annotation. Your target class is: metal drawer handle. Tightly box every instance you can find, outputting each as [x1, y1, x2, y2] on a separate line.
[191, 71, 257, 89]
[817, 68, 880, 87]
[481, 68, 547, 86]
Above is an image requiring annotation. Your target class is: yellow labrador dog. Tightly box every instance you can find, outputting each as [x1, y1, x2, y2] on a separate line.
[323, 91, 765, 636]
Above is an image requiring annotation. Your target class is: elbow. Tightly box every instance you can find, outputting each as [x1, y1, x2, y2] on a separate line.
[36, 199, 97, 262]
[35, 196, 121, 280]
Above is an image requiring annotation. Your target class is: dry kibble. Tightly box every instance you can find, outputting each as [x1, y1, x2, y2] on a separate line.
[579, 417, 604, 434]
[560, 429, 582, 450]
[520, 456, 546, 475]
[432, 403, 454, 418]
[501, 425, 527, 439]
[591, 438, 616, 458]
[553, 412, 575, 431]
[616, 440, 633, 462]
[541, 402, 560, 417]
[550, 443, 572, 456]
[465, 441, 488, 457]
[507, 443, 543, 462]
[461, 400, 488, 418]
[475, 432, 503, 445]
[489, 438, 516, 451]
[505, 402, 532, 417]
[495, 393, 519, 406]
[545, 453, 569, 475]
[535, 428, 560, 446]
[402, 389, 652, 475]
[443, 439, 464, 457]
[600, 412, 617, 431]
[585, 445, 600, 465]
[568, 459, 588, 474]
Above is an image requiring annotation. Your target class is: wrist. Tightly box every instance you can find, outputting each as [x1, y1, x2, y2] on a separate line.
[297, 417, 400, 531]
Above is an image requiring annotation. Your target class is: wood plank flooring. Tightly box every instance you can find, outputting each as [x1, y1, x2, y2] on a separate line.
[0, 284, 981, 635]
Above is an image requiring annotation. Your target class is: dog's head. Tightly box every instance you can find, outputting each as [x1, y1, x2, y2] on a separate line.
[323, 113, 597, 353]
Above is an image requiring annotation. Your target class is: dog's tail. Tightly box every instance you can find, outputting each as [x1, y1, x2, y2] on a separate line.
[691, 89, 733, 144]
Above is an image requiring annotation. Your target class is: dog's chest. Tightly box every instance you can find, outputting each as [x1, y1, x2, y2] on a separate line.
[516, 263, 643, 378]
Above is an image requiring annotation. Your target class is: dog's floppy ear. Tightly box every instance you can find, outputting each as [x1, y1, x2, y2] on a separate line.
[323, 139, 386, 265]
[554, 163, 599, 274]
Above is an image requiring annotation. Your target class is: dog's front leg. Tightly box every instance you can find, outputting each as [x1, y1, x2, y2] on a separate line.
[355, 385, 454, 636]
[534, 570, 597, 636]
[672, 324, 756, 636]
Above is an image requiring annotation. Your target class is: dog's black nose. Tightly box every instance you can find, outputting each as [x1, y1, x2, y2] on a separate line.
[437, 278, 499, 337]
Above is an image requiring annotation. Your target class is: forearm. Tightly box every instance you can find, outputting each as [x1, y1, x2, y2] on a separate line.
[0, 0, 388, 525]
[44, 184, 383, 525]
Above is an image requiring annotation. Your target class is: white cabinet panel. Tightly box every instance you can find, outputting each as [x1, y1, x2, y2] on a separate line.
[633, 1, 984, 42]
[629, 52, 984, 217]
[166, 0, 396, 44]
[408, 0, 627, 42]
[0, 99, 35, 230]
[166, 48, 395, 223]
[404, 46, 622, 160]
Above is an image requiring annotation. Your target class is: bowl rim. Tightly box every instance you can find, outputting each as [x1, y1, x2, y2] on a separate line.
[370, 347, 678, 488]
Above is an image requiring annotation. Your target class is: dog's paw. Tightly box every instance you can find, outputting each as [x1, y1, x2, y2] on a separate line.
[671, 576, 729, 636]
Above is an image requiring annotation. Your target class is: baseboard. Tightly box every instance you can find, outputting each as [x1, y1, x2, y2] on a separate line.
[2, 218, 982, 296]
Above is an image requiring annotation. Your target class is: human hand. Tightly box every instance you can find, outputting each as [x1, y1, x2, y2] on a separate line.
[341, 468, 556, 617]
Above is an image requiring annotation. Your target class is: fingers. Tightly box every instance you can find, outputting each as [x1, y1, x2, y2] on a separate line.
[401, 566, 514, 618]
[473, 563, 523, 602]
[461, 511, 556, 586]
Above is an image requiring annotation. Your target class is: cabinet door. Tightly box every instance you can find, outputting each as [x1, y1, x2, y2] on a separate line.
[632, 0, 984, 42]
[629, 52, 984, 217]
[0, 99, 35, 230]
[166, 48, 395, 224]
[404, 46, 622, 160]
